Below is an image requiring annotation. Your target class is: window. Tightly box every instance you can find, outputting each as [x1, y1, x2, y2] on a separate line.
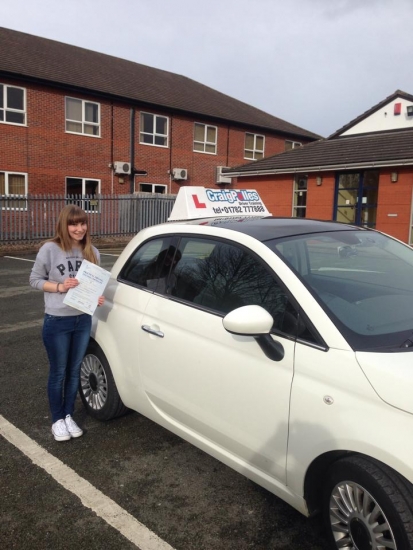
[285, 140, 302, 151]
[270, 229, 413, 350]
[194, 123, 217, 154]
[335, 171, 378, 228]
[140, 113, 168, 147]
[173, 237, 299, 336]
[0, 84, 26, 125]
[138, 184, 167, 194]
[65, 97, 100, 136]
[66, 177, 100, 212]
[0, 172, 27, 209]
[244, 133, 265, 160]
[293, 176, 307, 218]
[120, 237, 180, 294]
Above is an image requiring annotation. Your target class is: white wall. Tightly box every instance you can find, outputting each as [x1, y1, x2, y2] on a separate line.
[341, 97, 413, 136]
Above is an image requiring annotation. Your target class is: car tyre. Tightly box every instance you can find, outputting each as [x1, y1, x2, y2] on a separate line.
[323, 455, 413, 550]
[80, 340, 128, 421]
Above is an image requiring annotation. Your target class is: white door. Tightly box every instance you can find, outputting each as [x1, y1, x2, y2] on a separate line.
[138, 236, 299, 483]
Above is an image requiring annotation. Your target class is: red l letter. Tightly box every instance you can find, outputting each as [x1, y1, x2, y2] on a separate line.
[192, 194, 207, 208]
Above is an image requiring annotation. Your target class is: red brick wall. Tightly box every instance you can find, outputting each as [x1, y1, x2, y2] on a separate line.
[229, 172, 337, 220]
[0, 78, 313, 196]
[306, 173, 336, 220]
[376, 169, 413, 243]
[232, 170, 413, 244]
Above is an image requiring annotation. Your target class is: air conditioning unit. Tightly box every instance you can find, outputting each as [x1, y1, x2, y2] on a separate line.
[216, 166, 232, 184]
[114, 162, 131, 175]
[172, 168, 188, 181]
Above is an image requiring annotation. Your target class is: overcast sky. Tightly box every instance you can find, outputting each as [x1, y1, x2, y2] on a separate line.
[2, 0, 413, 137]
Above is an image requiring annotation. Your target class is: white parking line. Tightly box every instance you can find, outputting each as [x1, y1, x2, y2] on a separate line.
[0, 319, 43, 333]
[0, 415, 175, 550]
[4, 256, 35, 262]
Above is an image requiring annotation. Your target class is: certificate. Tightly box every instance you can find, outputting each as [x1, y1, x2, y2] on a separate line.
[63, 260, 111, 315]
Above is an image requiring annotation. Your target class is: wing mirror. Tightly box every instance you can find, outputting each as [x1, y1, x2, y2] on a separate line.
[223, 305, 284, 362]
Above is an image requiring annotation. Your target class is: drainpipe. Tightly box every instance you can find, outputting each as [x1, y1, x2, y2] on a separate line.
[169, 116, 173, 194]
[110, 102, 114, 194]
[130, 108, 135, 194]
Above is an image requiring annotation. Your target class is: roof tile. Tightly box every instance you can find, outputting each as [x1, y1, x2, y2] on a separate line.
[226, 129, 413, 173]
[0, 27, 320, 140]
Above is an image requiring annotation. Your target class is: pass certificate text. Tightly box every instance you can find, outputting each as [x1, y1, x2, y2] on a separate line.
[63, 260, 110, 315]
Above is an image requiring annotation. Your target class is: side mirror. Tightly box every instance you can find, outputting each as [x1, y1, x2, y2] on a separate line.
[223, 305, 284, 362]
[223, 304, 273, 335]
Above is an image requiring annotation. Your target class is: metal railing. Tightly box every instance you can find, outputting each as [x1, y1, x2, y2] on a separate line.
[0, 193, 177, 242]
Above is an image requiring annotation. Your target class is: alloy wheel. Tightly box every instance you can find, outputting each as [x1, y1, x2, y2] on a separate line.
[329, 480, 396, 549]
[80, 353, 108, 410]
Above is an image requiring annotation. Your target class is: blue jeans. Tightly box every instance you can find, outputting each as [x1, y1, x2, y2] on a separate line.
[42, 314, 91, 423]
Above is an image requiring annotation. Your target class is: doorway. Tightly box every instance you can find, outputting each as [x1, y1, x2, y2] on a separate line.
[334, 170, 378, 227]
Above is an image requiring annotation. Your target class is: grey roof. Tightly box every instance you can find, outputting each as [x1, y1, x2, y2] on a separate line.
[0, 27, 320, 140]
[225, 128, 413, 175]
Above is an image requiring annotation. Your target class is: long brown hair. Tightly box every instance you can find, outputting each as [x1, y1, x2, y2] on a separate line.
[50, 205, 98, 264]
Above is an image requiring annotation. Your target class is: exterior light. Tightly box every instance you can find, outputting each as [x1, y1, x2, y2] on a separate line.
[391, 172, 398, 183]
[316, 176, 323, 186]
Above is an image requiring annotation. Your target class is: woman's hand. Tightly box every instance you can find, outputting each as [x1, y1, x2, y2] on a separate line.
[97, 295, 105, 307]
[61, 277, 79, 291]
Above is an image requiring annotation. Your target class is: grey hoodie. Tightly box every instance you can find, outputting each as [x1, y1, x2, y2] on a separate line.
[30, 241, 100, 316]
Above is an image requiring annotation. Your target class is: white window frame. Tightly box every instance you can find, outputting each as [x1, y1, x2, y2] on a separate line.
[244, 133, 265, 160]
[0, 171, 28, 210]
[193, 123, 217, 155]
[292, 175, 307, 218]
[65, 177, 101, 212]
[139, 112, 169, 147]
[65, 97, 101, 137]
[285, 140, 302, 151]
[0, 84, 27, 126]
[137, 183, 168, 194]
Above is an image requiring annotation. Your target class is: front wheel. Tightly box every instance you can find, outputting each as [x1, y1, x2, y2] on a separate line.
[79, 340, 128, 421]
[323, 455, 413, 549]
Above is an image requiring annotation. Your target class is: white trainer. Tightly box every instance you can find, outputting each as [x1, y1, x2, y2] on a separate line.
[64, 415, 83, 438]
[52, 419, 71, 441]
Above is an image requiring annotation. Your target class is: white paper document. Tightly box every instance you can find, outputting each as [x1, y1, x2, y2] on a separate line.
[63, 260, 111, 315]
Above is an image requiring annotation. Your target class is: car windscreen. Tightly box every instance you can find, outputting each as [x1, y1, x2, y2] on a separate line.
[265, 230, 413, 351]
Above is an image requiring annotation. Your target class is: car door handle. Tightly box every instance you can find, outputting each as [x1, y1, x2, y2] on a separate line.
[141, 325, 164, 338]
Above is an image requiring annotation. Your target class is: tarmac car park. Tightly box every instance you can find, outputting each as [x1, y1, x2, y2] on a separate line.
[80, 187, 413, 550]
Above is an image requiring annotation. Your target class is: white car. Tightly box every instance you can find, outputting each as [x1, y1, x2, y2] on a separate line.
[81, 213, 413, 550]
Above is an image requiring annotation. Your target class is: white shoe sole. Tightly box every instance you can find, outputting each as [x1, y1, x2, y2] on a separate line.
[52, 431, 71, 441]
[68, 430, 83, 438]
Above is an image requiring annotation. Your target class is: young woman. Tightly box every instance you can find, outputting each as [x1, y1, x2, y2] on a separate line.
[30, 205, 104, 441]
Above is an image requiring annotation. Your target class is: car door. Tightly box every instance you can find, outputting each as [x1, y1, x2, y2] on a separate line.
[138, 236, 299, 483]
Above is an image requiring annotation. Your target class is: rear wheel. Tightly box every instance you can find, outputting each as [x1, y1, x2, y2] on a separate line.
[80, 340, 128, 420]
[323, 456, 413, 549]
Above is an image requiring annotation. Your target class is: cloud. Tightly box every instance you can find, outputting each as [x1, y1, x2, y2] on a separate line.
[1, 0, 413, 136]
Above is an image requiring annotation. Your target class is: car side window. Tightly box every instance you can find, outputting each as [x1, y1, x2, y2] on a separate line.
[174, 237, 300, 336]
[120, 237, 181, 293]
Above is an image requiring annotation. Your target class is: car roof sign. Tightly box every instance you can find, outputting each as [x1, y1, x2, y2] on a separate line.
[168, 187, 271, 221]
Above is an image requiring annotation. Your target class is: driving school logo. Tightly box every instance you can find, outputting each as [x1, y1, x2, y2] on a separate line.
[205, 189, 259, 203]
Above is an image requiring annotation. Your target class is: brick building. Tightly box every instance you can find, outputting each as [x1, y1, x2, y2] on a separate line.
[0, 27, 319, 202]
[225, 90, 413, 244]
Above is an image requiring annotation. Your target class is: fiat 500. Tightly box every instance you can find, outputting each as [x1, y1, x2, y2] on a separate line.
[81, 215, 413, 550]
